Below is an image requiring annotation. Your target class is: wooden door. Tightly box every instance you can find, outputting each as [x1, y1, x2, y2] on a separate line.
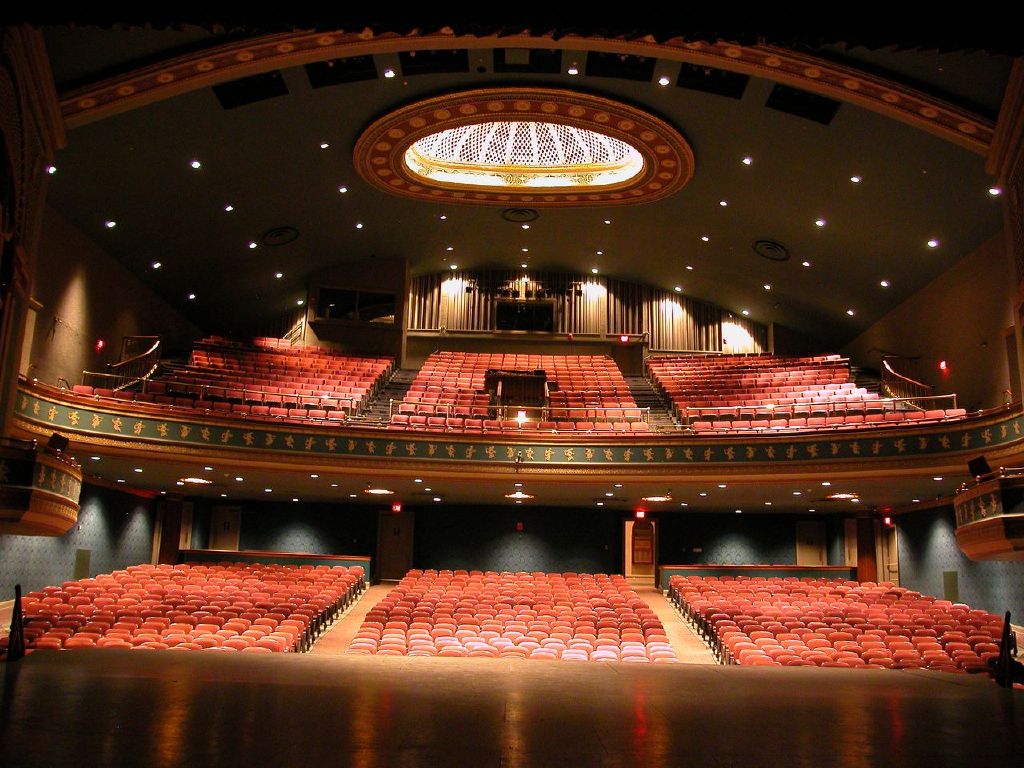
[377, 510, 414, 580]
[795, 521, 826, 566]
[209, 506, 241, 551]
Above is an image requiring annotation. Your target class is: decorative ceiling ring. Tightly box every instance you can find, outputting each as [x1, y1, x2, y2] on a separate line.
[353, 87, 694, 207]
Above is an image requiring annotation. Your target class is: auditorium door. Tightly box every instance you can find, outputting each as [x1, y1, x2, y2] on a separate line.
[795, 521, 826, 566]
[377, 510, 414, 580]
[624, 519, 656, 585]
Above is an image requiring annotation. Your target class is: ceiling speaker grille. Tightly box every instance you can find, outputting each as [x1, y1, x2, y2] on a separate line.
[753, 239, 790, 262]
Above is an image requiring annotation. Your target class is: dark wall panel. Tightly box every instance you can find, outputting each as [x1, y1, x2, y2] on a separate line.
[897, 505, 1024, 619]
[414, 506, 622, 574]
[233, 501, 378, 557]
[658, 513, 815, 565]
[0, 483, 155, 597]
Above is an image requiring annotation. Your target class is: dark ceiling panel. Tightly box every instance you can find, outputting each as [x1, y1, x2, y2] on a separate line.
[398, 49, 469, 76]
[493, 48, 562, 74]
[675, 64, 749, 99]
[212, 70, 289, 110]
[584, 52, 657, 82]
[764, 84, 841, 126]
[306, 56, 378, 88]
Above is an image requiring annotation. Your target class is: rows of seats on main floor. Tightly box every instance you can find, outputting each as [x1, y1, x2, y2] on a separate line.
[7, 562, 364, 654]
[346, 569, 678, 662]
[71, 337, 393, 422]
[647, 353, 967, 433]
[670, 575, 1003, 672]
[390, 351, 644, 433]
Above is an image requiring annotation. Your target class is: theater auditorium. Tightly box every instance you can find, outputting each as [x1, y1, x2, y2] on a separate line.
[1, 9, 1023, 766]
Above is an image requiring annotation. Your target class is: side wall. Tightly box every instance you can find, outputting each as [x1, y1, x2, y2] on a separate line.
[27, 206, 204, 386]
[843, 234, 1013, 411]
[0, 483, 156, 597]
[897, 505, 1024, 621]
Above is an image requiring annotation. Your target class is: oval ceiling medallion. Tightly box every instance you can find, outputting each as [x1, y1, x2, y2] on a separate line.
[354, 88, 694, 207]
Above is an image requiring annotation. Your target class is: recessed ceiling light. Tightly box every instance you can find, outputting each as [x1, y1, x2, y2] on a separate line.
[224, 204, 234, 212]
[104, 220, 117, 229]
[355, 222, 364, 229]
[741, 156, 752, 165]
[265, 488, 272, 493]
[521, 223, 530, 229]
[204, 466, 213, 471]
[116, 479, 125, 483]
[521, 247, 529, 252]
[235, 476, 243, 482]
[515, 483, 523, 487]
[679, 502, 688, 507]
[821, 481, 831, 486]
[273, 272, 283, 280]
[674, 286, 682, 292]
[741, 309, 750, 316]
[248, 241, 257, 249]
[764, 501, 772, 506]
[567, 64, 579, 75]
[686, 265, 694, 271]
[596, 250, 603, 255]
[815, 218, 826, 227]
[152, 261, 162, 269]
[801, 260, 811, 267]
[187, 293, 196, 300]
[988, 186, 1002, 197]
[912, 498, 920, 503]
[90, 456, 100, 461]
[220, 493, 227, 498]
[46, 165, 57, 174]
[828, 492, 858, 500]
[439, 214, 447, 220]
[596, 502, 604, 506]
[604, 220, 611, 225]
[296, 299, 305, 306]
[190, 159, 201, 169]
[349, 494, 357, 498]
[292, 498, 299, 502]
[614, 484, 622, 488]
[846, 309, 855, 316]
[364, 486, 394, 495]
[521, 263, 528, 268]
[383, 68, 396, 78]
[850, 175, 862, 183]
[591, 267, 599, 274]
[642, 493, 672, 503]
[718, 484, 727, 489]
[658, 75, 671, 86]
[719, 200, 728, 207]
[338, 186, 348, 194]
[700, 235, 709, 242]
[446, 246, 454, 251]
[133, 467, 143, 473]
[699, 492, 707, 497]
[320, 142, 330, 149]
[433, 497, 441, 502]
[605, 492, 613, 497]
[879, 279, 890, 288]
[763, 284, 771, 291]
[450, 264, 458, 270]
[792, 491, 802, 496]
[414, 478, 422, 483]
[516, 500, 522, 505]
[927, 238, 939, 248]
[504, 490, 535, 500]
[933, 476, 943, 481]
[331, 483, 338, 488]
[735, 509, 743, 514]
[180, 477, 212, 485]
[424, 488, 432, 492]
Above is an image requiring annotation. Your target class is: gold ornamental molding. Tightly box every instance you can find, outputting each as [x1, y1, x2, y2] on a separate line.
[56, 31, 994, 155]
[353, 88, 693, 207]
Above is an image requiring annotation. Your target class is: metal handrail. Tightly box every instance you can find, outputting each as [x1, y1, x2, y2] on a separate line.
[881, 357, 934, 407]
[388, 399, 651, 423]
[682, 393, 959, 421]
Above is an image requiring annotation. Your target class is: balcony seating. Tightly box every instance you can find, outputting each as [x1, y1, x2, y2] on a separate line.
[347, 569, 678, 663]
[647, 354, 968, 434]
[668, 575, 1003, 673]
[18, 562, 365, 654]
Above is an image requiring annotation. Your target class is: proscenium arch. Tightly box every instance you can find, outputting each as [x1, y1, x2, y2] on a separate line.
[58, 30, 994, 155]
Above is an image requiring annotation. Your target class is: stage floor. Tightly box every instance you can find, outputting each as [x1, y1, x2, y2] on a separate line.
[1, 650, 1021, 767]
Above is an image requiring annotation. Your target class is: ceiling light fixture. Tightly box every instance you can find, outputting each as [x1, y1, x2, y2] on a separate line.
[641, 492, 672, 503]
[567, 64, 579, 75]
[450, 264, 458, 270]
[522, 223, 530, 229]
[686, 265, 694, 271]
[815, 218, 826, 227]
[296, 299, 305, 306]
[763, 284, 771, 291]
[741, 156, 752, 165]
[827, 492, 859, 500]
[224, 204, 234, 212]
[152, 261, 162, 269]
[355, 222, 364, 229]
[364, 486, 394, 495]
[741, 309, 750, 316]
[320, 142, 330, 149]
[248, 241, 257, 249]
[801, 260, 811, 267]
[604, 220, 611, 225]
[46, 165, 57, 174]
[850, 175, 862, 183]
[433, 497, 442, 502]
[133, 468, 143, 473]
[521, 247, 529, 252]
[504, 490, 535, 500]
[927, 238, 940, 248]
[187, 293, 196, 300]
[846, 309, 855, 316]
[701, 235, 709, 242]
[880, 279, 890, 288]
[180, 477, 213, 485]
[190, 159, 201, 169]
[989, 186, 1002, 197]
[658, 75, 671, 86]
[338, 186, 348, 194]
[719, 200, 728, 207]
[521, 263, 528, 268]
[674, 286, 682, 292]
[104, 220, 116, 229]
[383, 68, 396, 78]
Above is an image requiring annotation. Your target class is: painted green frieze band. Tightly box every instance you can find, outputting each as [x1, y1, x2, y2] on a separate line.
[15, 387, 1024, 468]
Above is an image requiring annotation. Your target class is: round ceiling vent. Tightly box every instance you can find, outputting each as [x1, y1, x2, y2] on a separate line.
[753, 239, 790, 262]
[501, 208, 539, 224]
[261, 226, 299, 247]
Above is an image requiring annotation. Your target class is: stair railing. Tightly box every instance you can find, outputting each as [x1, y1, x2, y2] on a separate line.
[881, 356, 934, 409]
[82, 336, 161, 391]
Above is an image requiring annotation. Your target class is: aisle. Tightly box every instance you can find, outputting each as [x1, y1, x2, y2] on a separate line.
[307, 583, 391, 655]
[636, 585, 717, 664]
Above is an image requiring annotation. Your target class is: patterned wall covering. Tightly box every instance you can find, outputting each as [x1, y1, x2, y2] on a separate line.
[414, 506, 622, 574]
[658, 513, 833, 565]
[897, 506, 1024, 620]
[227, 500, 377, 558]
[0, 483, 154, 598]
